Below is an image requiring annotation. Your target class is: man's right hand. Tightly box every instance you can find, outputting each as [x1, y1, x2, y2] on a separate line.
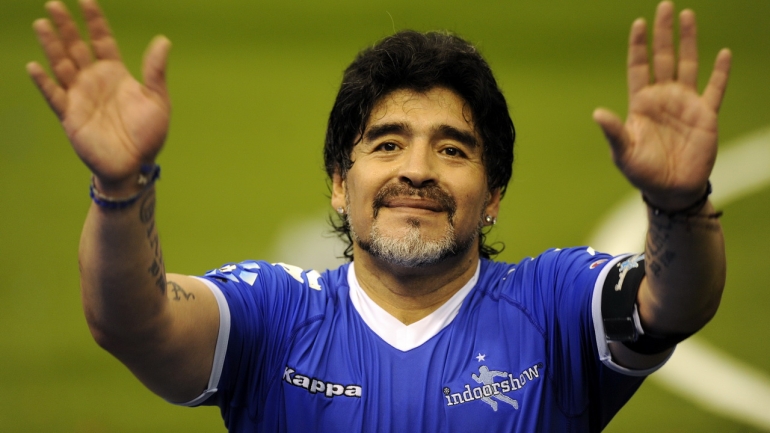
[28, 1, 222, 404]
[27, 0, 171, 196]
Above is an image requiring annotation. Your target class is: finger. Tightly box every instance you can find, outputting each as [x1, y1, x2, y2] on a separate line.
[32, 18, 78, 87]
[627, 18, 649, 97]
[702, 49, 732, 112]
[593, 108, 632, 165]
[143, 36, 172, 98]
[652, 1, 676, 82]
[46, 1, 93, 69]
[80, 0, 122, 61]
[677, 9, 698, 89]
[27, 61, 68, 118]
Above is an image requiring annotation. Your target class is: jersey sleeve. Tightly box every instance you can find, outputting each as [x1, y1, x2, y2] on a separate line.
[509, 247, 668, 428]
[176, 260, 331, 414]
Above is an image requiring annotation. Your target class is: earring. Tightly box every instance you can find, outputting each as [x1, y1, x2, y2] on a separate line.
[484, 215, 497, 225]
[336, 207, 345, 215]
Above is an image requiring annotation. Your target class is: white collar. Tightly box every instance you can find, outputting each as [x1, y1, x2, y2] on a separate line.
[347, 261, 479, 352]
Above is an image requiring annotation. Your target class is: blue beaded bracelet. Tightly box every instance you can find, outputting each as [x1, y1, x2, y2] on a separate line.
[89, 164, 161, 210]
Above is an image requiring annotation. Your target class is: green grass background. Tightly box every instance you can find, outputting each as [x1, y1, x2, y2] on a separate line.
[1, 0, 768, 431]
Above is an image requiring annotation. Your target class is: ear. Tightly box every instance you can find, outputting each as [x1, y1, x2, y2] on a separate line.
[484, 188, 502, 220]
[331, 171, 346, 211]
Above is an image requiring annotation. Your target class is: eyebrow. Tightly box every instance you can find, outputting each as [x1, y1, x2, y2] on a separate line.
[363, 122, 479, 148]
[363, 122, 411, 143]
[434, 124, 479, 148]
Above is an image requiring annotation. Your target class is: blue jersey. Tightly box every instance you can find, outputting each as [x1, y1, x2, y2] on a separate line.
[184, 247, 664, 432]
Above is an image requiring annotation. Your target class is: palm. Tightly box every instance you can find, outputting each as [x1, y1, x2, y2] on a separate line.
[594, 2, 731, 208]
[621, 83, 717, 194]
[28, 0, 171, 185]
[63, 61, 169, 180]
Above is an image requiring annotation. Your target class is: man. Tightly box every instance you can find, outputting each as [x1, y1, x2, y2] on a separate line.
[27, 0, 730, 431]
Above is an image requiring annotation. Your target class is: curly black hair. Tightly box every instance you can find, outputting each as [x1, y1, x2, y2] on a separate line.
[324, 30, 515, 261]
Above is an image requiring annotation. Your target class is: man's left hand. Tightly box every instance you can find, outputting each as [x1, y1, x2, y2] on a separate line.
[593, 1, 731, 210]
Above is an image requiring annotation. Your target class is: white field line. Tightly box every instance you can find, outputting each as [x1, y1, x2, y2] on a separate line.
[587, 127, 770, 431]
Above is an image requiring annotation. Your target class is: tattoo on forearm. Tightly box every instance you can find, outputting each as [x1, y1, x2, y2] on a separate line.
[139, 192, 156, 224]
[648, 260, 663, 277]
[645, 211, 721, 278]
[167, 280, 196, 301]
[148, 259, 161, 277]
[155, 273, 166, 294]
[650, 212, 722, 232]
[140, 190, 166, 295]
[149, 231, 160, 257]
[646, 220, 668, 256]
[681, 217, 722, 232]
[145, 218, 155, 239]
[646, 219, 677, 278]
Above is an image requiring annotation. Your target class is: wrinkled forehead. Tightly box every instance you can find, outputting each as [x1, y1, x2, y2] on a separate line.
[372, 87, 474, 120]
[358, 86, 478, 143]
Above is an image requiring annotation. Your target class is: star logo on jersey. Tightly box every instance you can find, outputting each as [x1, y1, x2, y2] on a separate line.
[476, 353, 486, 362]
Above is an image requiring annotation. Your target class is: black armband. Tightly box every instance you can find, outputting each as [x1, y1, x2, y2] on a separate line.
[601, 253, 690, 354]
[601, 254, 646, 342]
[622, 330, 692, 355]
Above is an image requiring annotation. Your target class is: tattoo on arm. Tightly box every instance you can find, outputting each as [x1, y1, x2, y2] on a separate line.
[646, 219, 676, 277]
[139, 192, 156, 224]
[154, 272, 167, 295]
[140, 191, 166, 295]
[645, 214, 721, 278]
[167, 280, 196, 301]
[148, 259, 160, 277]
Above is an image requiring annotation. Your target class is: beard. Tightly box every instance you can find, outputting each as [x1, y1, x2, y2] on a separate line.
[348, 183, 482, 268]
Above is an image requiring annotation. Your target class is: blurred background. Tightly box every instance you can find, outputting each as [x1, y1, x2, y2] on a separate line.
[1, 0, 768, 431]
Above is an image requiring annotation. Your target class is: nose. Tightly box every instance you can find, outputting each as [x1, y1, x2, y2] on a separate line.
[398, 143, 437, 188]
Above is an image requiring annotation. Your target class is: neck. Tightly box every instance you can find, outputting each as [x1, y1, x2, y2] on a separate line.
[352, 245, 480, 325]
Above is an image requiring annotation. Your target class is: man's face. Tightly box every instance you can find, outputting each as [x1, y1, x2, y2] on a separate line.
[331, 87, 500, 267]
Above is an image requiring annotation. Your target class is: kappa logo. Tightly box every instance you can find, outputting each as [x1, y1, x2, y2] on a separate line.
[443, 363, 543, 412]
[283, 367, 362, 398]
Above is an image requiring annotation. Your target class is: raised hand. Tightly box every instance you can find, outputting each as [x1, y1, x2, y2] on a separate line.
[593, 1, 731, 210]
[27, 0, 171, 194]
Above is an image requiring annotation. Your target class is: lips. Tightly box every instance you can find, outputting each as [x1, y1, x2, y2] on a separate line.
[382, 197, 445, 212]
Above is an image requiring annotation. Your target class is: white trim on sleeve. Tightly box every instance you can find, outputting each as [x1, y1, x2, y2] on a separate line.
[171, 277, 231, 407]
[591, 254, 673, 377]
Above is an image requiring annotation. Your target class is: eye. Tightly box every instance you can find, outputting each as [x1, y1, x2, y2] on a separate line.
[442, 147, 466, 157]
[375, 142, 398, 152]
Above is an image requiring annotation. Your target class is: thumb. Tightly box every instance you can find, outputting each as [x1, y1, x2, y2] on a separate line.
[592, 107, 630, 164]
[143, 35, 172, 98]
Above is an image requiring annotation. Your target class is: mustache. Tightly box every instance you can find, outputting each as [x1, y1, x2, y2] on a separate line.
[372, 183, 457, 220]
